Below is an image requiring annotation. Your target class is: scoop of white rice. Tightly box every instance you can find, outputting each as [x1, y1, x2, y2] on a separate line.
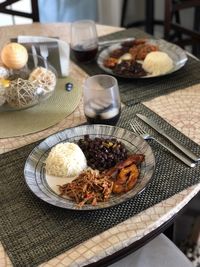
[142, 51, 173, 76]
[45, 142, 87, 177]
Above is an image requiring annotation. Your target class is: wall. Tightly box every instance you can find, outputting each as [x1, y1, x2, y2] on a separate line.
[39, 0, 97, 23]
[97, 0, 123, 26]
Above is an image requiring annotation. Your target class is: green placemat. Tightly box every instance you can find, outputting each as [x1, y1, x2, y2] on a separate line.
[0, 77, 82, 138]
[71, 28, 200, 106]
[0, 103, 200, 266]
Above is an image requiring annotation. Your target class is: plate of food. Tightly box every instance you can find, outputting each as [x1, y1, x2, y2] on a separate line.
[97, 38, 188, 78]
[24, 124, 155, 210]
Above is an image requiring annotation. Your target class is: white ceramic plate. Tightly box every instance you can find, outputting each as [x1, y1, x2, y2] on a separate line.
[97, 39, 188, 78]
[24, 124, 155, 210]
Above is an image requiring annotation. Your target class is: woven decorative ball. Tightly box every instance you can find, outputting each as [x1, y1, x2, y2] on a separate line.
[29, 67, 56, 94]
[6, 78, 38, 109]
[0, 86, 6, 106]
[0, 66, 10, 79]
[1, 43, 28, 69]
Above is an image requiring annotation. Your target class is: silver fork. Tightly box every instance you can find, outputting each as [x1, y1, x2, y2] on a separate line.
[130, 121, 196, 168]
[39, 45, 49, 69]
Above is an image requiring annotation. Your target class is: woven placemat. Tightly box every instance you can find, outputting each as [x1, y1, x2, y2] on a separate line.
[0, 77, 82, 138]
[71, 28, 200, 106]
[1, 103, 200, 266]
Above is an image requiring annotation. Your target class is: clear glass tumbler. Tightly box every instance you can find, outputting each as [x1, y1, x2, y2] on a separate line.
[71, 20, 98, 63]
[83, 74, 121, 125]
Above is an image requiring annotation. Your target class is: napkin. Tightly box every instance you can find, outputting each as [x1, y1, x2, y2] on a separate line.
[17, 36, 70, 77]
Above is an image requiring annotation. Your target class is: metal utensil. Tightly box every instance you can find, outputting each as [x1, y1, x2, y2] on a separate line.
[130, 121, 196, 168]
[136, 114, 200, 162]
[98, 37, 135, 47]
[39, 44, 49, 69]
[31, 45, 38, 68]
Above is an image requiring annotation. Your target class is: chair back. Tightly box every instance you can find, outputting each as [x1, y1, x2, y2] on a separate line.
[164, 0, 200, 56]
[0, 0, 39, 22]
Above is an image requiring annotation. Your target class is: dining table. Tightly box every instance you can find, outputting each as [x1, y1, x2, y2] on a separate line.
[0, 22, 200, 267]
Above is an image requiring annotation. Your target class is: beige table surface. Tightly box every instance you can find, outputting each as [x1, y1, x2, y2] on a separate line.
[0, 23, 200, 267]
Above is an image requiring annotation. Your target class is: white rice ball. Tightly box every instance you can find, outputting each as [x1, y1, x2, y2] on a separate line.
[142, 51, 173, 76]
[45, 142, 87, 177]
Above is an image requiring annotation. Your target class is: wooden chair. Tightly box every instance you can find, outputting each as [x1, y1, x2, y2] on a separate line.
[164, 0, 200, 55]
[121, 0, 161, 34]
[0, 0, 39, 22]
[121, 0, 200, 56]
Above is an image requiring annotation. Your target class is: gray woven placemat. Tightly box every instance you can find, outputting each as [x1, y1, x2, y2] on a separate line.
[1, 103, 200, 267]
[71, 28, 200, 106]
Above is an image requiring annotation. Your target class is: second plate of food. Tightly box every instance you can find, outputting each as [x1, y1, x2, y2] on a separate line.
[97, 38, 188, 78]
[24, 124, 155, 210]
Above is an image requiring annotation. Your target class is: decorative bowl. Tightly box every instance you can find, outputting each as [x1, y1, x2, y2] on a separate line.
[0, 54, 57, 111]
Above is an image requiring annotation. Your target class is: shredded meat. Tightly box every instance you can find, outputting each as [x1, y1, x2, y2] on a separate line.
[59, 169, 113, 207]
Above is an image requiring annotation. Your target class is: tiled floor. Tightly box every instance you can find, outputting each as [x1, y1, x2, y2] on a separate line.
[173, 193, 200, 267]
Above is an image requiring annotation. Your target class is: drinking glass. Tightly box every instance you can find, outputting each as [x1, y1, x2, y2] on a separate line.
[71, 20, 98, 63]
[83, 75, 121, 125]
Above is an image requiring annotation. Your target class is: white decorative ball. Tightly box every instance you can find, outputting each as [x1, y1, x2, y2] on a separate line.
[29, 67, 56, 94]
[6, 78, 38, 109]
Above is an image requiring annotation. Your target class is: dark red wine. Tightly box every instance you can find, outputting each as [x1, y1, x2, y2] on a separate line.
[85, 112, 121, 126]
[72, 45, 98, 62]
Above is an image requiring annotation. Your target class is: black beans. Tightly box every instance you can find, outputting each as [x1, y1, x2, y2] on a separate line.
[78, 135, 128, 171]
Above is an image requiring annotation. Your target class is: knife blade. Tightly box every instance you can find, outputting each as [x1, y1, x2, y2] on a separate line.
[98, 37, 135, 47]
[136, 113, 200, 162]
[31, 45, 38, 68]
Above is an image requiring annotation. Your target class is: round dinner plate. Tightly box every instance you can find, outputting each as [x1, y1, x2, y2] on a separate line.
[24, 124, 155, 210]
[97, 39, 188, 79]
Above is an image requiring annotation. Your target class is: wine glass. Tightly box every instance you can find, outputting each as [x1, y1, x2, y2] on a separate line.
[70, 20, 98, 63]
[83, 74, 121, 125]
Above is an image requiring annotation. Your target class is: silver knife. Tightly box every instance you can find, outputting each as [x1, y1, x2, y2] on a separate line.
[136, 113, 200, 162]
[31, 45, 38, 68]
[98, 37, 135, 47]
